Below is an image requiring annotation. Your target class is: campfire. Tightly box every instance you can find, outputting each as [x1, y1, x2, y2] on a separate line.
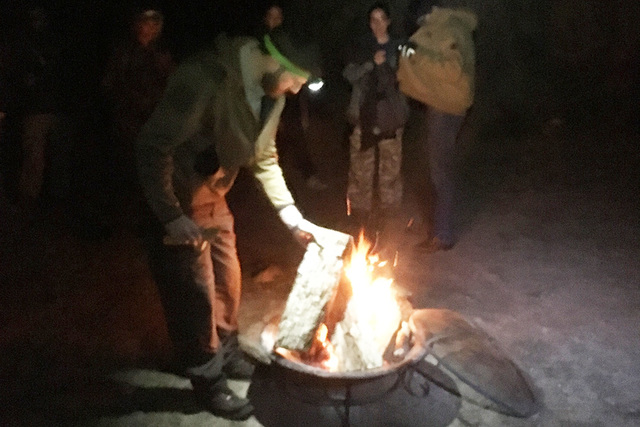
[250, 229, 539, 424]
[262, 230, 415, 373]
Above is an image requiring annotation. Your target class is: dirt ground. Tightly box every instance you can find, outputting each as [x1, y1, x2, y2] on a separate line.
[1, 90, 639, 426]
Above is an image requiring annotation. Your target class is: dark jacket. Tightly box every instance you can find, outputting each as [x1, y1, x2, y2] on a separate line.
[102, 39, 175, 138]
[136, 34, 295, 225]
[12, 30, 63, 114]
[343, 34, 407, 149]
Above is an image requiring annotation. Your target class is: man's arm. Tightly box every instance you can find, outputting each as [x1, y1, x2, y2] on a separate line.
[251, 133, 296, 211]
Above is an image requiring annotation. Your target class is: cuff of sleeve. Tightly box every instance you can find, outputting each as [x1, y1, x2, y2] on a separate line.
[278, 205, 303, 230]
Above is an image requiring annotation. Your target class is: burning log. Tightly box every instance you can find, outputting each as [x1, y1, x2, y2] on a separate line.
[275, 230, 416, 372]
[326, 236, 406, 371]
[275, 226, 352, 351]
[330, 291, 402, 371]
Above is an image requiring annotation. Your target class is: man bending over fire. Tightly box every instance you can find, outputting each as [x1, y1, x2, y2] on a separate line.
[135, 28, 322, 420]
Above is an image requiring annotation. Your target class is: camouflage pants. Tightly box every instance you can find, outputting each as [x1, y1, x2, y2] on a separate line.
[347, 126, 403, 213]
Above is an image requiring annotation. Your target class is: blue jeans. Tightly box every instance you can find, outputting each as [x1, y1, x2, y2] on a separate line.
[425, 108, 465, 246]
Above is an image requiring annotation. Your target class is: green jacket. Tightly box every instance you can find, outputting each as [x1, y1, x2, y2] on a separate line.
[137, 34, 295, 224]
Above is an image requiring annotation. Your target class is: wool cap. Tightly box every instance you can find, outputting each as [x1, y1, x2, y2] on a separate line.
[262, 28, 320, 78]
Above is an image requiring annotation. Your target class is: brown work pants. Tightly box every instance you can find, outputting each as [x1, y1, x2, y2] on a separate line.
[143, 175, 241, 378]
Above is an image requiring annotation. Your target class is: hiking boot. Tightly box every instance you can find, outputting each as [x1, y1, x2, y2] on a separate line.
[192, 380, 254, 420]
[223, 354, 255, 380]
[218, 331, 255, 379]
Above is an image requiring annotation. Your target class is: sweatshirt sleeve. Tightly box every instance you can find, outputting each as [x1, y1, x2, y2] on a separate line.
[251, 133, 296, 211]
[136, 60, 217, 223]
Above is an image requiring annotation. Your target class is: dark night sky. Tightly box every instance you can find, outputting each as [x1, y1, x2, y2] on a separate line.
[0, 0, 286, 115]
[0, 0, 314, 94]
[2, 0, 639, 170]
[1, 0, 275, 59]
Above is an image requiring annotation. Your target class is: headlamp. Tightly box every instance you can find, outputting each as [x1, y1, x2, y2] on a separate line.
[307, 77, 324, 92]
[263, 34, 324, 93]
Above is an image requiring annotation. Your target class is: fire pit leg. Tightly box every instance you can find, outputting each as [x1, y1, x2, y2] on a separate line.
[327, 385, 352, 427]
[343, 386, 351, 427]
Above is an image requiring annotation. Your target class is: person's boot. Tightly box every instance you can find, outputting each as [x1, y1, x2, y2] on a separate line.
[223, 354, 255, 380]
[191, 378, 254, 420]
[219, 332, 255, 380]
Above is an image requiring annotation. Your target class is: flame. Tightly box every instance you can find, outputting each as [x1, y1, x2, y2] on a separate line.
[273, 323, 339, 371]
[315, 323, 339, 371]
[341, 232, 402, 361]
[344, 232, 397, 310]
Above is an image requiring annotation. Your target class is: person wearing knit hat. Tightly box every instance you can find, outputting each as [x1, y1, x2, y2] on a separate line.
[261, 21, 328, 191]
[135, 28, 324, 420]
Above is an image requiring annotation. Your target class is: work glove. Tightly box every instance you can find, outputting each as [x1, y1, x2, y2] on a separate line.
[278, 205, 317, 247]
[163, 214, 205, 249]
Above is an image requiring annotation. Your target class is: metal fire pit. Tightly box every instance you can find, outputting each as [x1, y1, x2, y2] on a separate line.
[246, 308, 539, 426]
[267, 334, 429, 406]
[256, 307, 433, 406]
[246, 313, 461, 427]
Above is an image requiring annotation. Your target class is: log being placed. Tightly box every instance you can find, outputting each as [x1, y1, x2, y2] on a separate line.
[275, 225, 352, 351]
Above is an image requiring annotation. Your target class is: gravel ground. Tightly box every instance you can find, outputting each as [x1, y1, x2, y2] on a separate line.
[1, 101, 638, 426]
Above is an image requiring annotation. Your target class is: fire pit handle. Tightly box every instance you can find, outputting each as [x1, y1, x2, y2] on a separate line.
[399, 361, 432, 398]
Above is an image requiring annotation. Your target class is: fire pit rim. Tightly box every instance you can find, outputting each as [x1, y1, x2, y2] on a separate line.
[266, 337, 429, 381]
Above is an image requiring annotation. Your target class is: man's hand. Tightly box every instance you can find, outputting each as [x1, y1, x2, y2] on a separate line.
[294, 219, 322, 248]
[163, 215, 204, 249]
[279, 205, 318, 248]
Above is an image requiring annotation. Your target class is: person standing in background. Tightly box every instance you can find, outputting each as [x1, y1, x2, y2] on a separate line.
[102, 9, 175, 220]
[397, 6, 477, 252]
[343, 2, 407, 231]
[12, 6, 69, 211]
[261, 3, 284, 35]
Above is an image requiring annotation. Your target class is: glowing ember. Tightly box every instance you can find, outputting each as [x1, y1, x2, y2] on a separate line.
[313, 323, 339, 371]
[274, 323, 339, 371]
